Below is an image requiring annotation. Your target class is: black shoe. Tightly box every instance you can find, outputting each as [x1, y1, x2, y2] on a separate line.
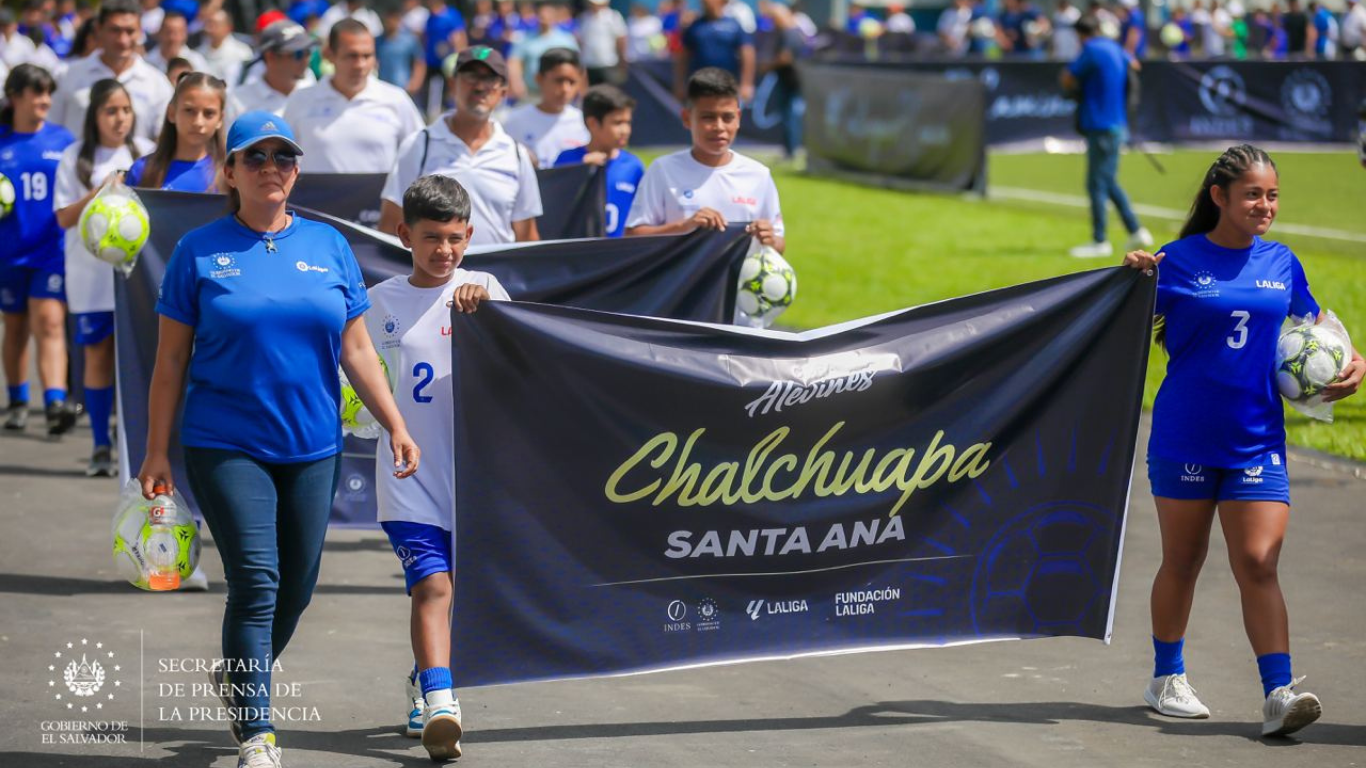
[87, 446, 115, 477]
[46, 401, 77, 437]
[3, 402, 28, 431]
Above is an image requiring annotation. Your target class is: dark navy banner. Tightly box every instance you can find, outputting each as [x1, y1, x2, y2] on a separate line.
[449, 268, 1155, 686]
[116, 191, 752, 525]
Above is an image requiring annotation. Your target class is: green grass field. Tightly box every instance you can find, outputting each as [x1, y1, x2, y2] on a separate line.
[655, 148, 1366, 460]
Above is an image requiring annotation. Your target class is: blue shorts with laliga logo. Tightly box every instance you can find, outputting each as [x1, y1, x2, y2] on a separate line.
[1147, 452, 1290, 504]
[380, 521, 452, 594]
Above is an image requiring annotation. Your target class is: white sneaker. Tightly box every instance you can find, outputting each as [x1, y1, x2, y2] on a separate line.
[1262, 676, 1321, 737]
[1144, 673, 1211, 718]
[1069, 241, 1114, 259]
[403, 673, 423, 738]
[1127, 227, 1155, 249]
[422, 690, 463, 761]
[238, 732, 281, 768]
[179, 566, 209, 592]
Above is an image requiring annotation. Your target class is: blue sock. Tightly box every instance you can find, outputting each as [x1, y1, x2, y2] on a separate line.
[85, 386, 114, 447]
[43, 387, 66, 408]
[1257, 652, 1292, 697]
[1153, 636, 1186, 677]
[7, 382, 28, 405]
[418, 666, 452, 696]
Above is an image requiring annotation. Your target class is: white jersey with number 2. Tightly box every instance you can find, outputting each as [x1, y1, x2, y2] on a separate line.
[366, 270, 511, 530]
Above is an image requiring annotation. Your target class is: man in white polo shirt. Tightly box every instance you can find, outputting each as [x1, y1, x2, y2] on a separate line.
[232, 20, 319, 116]
[379, 46, 542, 245]
[144, 10, 210, 72]
[49, 0, 173, 142]
[283, 18, 425, 173]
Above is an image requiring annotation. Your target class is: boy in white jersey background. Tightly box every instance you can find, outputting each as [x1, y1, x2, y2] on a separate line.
[499, 46, 589, 168]
[366, 174, 510, 762]
[624, 66, 783, 254]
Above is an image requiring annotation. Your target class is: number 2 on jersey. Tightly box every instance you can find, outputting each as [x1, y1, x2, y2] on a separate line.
[1226, 310, 1250, 349]
[412, 362, 434, 403]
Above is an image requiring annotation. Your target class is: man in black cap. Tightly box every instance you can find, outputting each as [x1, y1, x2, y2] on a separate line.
[232, 20, 320, 116]
[379, 46, 543, 244]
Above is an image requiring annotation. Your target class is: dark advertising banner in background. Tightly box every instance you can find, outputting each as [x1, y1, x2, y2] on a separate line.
[116, 191, 752, 526]
[626, 59, 788, 147]
[449, 268, 1155, 686]
[799, 62, 986, 192]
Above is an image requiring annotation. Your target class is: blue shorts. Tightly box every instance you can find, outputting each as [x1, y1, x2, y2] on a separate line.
[0, 264, 65, 312]
[1147, 452, 1290, 504]
[74, 311, 115, 345]
[380, 521, 452, 594]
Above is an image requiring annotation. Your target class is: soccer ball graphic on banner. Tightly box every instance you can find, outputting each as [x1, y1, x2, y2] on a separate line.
[736, 246, 797, 324]
[1275, 325, 1348, 401]
[0, 172, 14, 220]
[79, 192, 150, 271]
[112, 495, 200, 591]
[340, 354, 394, 439]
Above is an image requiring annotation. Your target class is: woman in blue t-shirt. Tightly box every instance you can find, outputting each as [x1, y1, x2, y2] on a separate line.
[138, 112, 419, 768]
[126, 72, 226, 193]
[1122, 145, 1362, 737]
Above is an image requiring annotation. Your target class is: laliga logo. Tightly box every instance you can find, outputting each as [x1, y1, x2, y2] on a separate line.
[296, 261, 330, 274]
[49, 638, 121, 712]
[1244, 466, 1264, 477]
[746, 600, 764, 621]
[1281, 70, 1331, 120]
[1199, 66, 1247, 117]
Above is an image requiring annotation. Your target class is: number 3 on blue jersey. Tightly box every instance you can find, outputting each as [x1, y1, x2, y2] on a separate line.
[412, 362, 434, 403]
[1226, 310, 1250, 349]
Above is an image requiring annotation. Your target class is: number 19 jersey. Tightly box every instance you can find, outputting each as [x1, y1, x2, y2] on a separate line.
[366, 270, 511, 530]
[1148, 234, 1319, 468]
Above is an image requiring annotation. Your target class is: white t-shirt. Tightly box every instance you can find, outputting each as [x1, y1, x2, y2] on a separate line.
[317, 3, 384, 40]
[578, 8, 628, 68]
[283, 76, 425, 173]
[49, 53, 175, 143]
[499, 103, 589, 169]
[0, 30, 37, 68]
[382, 115, 543, 247]
[198, 36, 255, 86]
[367, 271, 510, 530]
[886, 12, 916, 33]
[54, 138, 157, 314]
[230, 78, 301, 116]
[627, 15, 663, 61]
[937, 6, 973, 55]
[626, 149, 784, 236]
[145, 44, 210, 73]
[1204, 7, 1232, 56]
[403, 5, 431, 36]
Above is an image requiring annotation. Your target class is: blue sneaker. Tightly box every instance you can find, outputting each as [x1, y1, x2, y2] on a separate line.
[404, 673, 423, 738]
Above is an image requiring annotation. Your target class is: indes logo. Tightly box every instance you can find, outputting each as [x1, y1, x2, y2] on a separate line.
[1181, 464, 1204, 482]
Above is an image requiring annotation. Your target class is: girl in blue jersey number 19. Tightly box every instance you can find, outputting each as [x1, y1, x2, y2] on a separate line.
[1123, 145, 1363, 737]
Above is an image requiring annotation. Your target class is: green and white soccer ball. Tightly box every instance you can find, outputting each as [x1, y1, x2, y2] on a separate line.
[1275, 325, 1349, 401]
[340, 354, 393, 439]
[79, 192, 150, 271]
[0, 172, 14, 220]
[112, 497, 200, 591]
[736, 246, 797, 323]
[1160, 23, 1185, 48]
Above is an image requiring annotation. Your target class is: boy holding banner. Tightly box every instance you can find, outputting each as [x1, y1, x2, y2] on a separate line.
[553, 83, 643, 238]
[367, 175, 510, 762]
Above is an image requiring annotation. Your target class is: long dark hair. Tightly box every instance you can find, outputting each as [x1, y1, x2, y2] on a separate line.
[1178, 144, 1278, 239]
[138, 72, 228, 190]
[77, 79, 143, 190]
[1, 64, 58, 128]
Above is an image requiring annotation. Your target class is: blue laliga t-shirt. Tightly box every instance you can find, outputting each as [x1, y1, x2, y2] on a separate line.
[554, 147, 645, 238]
[126, 155, 217, 193]
[426, 6, 468, 68]
[156, 214, 371, 463]
[683, 16, 753, 75]
[0, 122, 75, 270]
[1068, 37, 1130, 133]
[1148, 235, 1320, 468]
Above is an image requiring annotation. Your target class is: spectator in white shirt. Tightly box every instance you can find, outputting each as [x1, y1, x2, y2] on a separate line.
[626, 3, 665, 61]
[379, 46, 542, 245]
[578, 0, 628, 85]
[139, 0, 163, 40]
[317, 0, 384, 46]
[501, 47, 589, 167]
[49, 0, 173, 142]
[0, 9, 37, 69]
[402, 0, 431, 37]
[198, 10, 254, 86]
[284, 19, 425, 173]
[886, 4, 917, 33]
[145, 10, 210, 73]
[232, 21, 319, 116]
[1342, 0, 1366, 57]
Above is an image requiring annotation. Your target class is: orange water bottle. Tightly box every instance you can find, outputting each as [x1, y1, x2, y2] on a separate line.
[145, 483, 180, 591]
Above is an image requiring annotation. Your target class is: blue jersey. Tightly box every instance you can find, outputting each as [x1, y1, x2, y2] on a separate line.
[0, 122, 75, 270]
[1148, 235, 1320, 468]
[425, 6, 467, 68]
[554, 147, 644, 238]
[1121, 8, 1147, 57]
[156, 214, 371, 463]
[1068, 37, 1130, 132]
[682, 16, 753, 75]
[126, 155, 217, 193]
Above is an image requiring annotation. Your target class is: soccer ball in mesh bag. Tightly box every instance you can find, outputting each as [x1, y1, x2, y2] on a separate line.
[736, 247, 797, 322]
[340, 354, 393, 438]
[0, 172, 14, 220]
[1275, 325, 1349, 401]
[112, 497, 200, 590]
[79, 192, 150, 269]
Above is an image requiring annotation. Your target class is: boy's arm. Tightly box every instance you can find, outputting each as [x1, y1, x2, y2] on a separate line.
[739, 42, 756, 103]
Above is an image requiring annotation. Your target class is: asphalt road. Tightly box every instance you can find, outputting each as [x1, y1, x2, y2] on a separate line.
[0, 414, 1362, 768]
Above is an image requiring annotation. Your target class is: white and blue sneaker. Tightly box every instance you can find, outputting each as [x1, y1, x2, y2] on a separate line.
[404, 673, 424, 738]
[422, 690, 463, 761]
[1262, 676, 1322, 737]
[238, 732, 282, 768]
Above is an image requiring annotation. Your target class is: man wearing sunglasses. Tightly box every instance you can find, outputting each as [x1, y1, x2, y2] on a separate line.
[232, 20, 320, 117]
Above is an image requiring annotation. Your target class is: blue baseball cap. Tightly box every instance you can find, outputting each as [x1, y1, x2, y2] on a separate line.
[226, 111, 304, 156]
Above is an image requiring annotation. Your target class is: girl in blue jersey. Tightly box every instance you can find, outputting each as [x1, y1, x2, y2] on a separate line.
[1123, 145, 1363, 737]
[126, 72, 227, 193]
[0, 64, 77, 436]
[138, 112, 420, 768]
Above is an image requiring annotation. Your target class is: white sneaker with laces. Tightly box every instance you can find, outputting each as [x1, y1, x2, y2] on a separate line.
[1127, 227, 1155, 249]
[1262, 676, 1321, 737]
[1144, 673, 1211, 718]
[238, 732, 281, 768]
[1069, 241, 1114, 259]
[404, 673, 424, 738]
[422, 689, 463, 761]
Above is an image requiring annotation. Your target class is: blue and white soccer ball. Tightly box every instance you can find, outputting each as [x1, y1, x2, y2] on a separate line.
[1276, 325, 1348, 401]
[736, 247, 797, 324]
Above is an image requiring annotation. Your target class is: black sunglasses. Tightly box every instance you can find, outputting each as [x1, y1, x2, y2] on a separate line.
[239, 148, 299, 172]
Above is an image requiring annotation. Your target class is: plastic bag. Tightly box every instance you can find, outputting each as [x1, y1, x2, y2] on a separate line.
[734, 243, 798, 330]
[78, 177, 151, 276]
[1276, 309, 1354, 424]
[112, 480, 200, 591]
